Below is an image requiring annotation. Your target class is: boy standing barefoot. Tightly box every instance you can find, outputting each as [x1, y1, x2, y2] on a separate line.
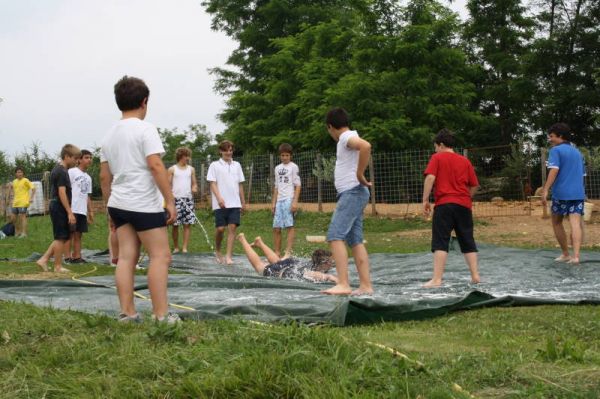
[422, 128, 480, 287]
[100, 75, 177, 323]
[168, 147, 198, 253]
[323, 108, 373, 296]
[36, 144, 81, 272]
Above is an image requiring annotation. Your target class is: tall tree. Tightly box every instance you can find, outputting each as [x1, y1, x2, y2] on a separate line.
[464, 0, 536, 145]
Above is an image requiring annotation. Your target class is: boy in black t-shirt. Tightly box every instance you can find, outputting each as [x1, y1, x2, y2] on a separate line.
[36, 144, 81, 272]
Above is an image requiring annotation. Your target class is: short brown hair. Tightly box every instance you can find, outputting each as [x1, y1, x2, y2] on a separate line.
[175, 147, 192, 161]
[311, 249, 333, 271]
[278, 143, 293, 155]
[60, 144, 81, 160]
[218, 140, 234, 152]
[114, 75, 149, 111]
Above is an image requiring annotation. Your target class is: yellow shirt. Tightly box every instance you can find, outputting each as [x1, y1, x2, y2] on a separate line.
[12, 178, 34, 208]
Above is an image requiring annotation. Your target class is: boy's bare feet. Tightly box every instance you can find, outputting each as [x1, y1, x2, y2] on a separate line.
[173, 248, 180, 254]
[423, 279, 442, 288]
[567, 257, 580, 265]
[471, 275, 481, 284]
[251, 236, 262, 247]
[321, 284, 352, 295]
[55, 267, 71, 273]
[36, 259, 49, 272]
[214, 252, 223, 264]
[182, 248, 188, 253]
[225, 257, 234, 265]
[554, 254, 571, 262]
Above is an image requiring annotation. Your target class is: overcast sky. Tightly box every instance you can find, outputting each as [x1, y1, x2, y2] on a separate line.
[0, 0, 467, 159]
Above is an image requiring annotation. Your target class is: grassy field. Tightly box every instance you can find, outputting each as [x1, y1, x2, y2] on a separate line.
[1, 211, 599, 398]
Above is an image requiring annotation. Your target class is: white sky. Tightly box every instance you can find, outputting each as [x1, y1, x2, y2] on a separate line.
[0, 0, 467, 159]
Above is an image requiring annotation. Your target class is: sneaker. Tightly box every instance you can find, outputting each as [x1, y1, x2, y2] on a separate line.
[118, 313, 143, 323]
[152, 313, 181, 324]
[70, 258, 88, 264]
[64, 258, 73, 264]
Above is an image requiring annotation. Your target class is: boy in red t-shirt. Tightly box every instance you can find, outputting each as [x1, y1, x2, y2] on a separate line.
[422, 128, 481, 287]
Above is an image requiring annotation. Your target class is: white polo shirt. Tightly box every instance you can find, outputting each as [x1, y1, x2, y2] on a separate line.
[206, 158, 245, 210]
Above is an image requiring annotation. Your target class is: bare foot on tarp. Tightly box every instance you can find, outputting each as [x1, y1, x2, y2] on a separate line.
[214, 252, 223, 264]
[567, 257, 580, 265]
[470, 274, 481, 284]
[321, 284, 352, 295]
[423, 279, 442, 288]
[351, 286, 374, 296]
[554, 254, 571, 262]
[225, 257, 234, 265]
[36, 258, 49, 272]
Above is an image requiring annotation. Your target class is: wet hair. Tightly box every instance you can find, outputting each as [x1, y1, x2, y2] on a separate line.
[114, 75, 150, 111]
[218, 140, 234, 152]
[311, 249, 333, 271]
[60, 144, 81, 160]
[326, 107, 350, 129]
[278, 143, 293, 155]
[548, 123, 571, 141]
[176, 147, 192, 161]
[80, 149, 92, 158]
[433, 128, 455, 148]
[15, 167, 24, 174]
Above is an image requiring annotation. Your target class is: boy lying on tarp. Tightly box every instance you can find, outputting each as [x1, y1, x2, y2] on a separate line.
[237, 233, 337, 283]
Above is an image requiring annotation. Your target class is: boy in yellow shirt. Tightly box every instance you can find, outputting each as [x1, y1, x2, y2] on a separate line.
[10, 167, 36, 238]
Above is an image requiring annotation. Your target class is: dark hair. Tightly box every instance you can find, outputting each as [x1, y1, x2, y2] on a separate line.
[548, 123, 571, 141]
[80, 149, 92, 158]
[326, 107, 350, 129]
[278, 143, 293, 155]
[311, 249, 333, 271]
[176, 147, 192, 161]
[218, 140, 234, 152]
[433, 128, 455, 148]
[15, 167, 24, 174]
[114, 75, 150, 111]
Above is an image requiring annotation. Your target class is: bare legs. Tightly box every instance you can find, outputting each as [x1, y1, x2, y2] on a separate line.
[215, 224, 237, 264]
[18, 213, 28, 236]
[423, 250, 479, 288]
[36, 239, 69, 272]
[236, 233, 268, 274]
[116, 224, 171, 318]
[551, 214, 583, 264]
[322, 241, 373, 296]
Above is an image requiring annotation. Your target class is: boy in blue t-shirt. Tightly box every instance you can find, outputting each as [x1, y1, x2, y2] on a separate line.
[541, 123, 586, 264]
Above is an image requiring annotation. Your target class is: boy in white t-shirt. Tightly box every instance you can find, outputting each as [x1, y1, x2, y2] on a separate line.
[65, 149, 95, 263]
[206, 140, 246, 265]
[271, 143, 301, 258]
[323, 108, 374, 296]
[100, 76, 178, 324]
[168, 147, 198, 253]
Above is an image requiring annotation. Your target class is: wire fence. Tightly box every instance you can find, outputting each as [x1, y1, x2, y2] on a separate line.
[2, 145, 599, 219]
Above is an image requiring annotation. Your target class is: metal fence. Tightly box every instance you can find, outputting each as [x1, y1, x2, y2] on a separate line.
[2, 145, 599, 219]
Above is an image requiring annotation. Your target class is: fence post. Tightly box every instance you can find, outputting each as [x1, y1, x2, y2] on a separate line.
[463, 148, 469, 158]
[316, 152, 323, 212]
[540, 148, 547, 187]
[369, 155, 376, 216]
[199, 163, 206, 205]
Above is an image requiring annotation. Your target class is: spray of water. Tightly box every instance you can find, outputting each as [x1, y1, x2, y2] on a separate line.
[182, 201, 214, 252]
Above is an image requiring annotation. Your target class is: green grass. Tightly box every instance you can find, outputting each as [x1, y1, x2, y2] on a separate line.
[1, 211, 599, 397]
[0, 301, 598, 398]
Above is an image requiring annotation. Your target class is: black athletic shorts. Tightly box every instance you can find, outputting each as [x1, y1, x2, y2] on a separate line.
[263, 258, 305, 279]
[108, 207, 167, 232]
[49, 199, 70, 240]
[214, 208, 241, 228]
[73, 213, 88, 233]
[431, 203, 478, 253]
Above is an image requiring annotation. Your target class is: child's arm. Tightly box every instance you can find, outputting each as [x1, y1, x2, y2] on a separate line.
[271, 185, 278, 214]
[190, 167, 198, 194]
[422, 174, 436, 216]
[303, 270, 338, 283]
[30, 181, 36, 202]
[167, 166, 174, 187]
[210, 182, 225, 208]
[292, 185, 300, 213]
[87, 194, 94, 223]
[147, 154, 176, 224]
[239, 183, 247, 212]
[58, 186, 75, 225]
[347, 137, 372, 187]
[541, 168, 559, 207]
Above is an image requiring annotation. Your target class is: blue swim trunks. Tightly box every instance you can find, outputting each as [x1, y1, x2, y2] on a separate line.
[551, 199, 584, 216]
[273, 198, 295, 228]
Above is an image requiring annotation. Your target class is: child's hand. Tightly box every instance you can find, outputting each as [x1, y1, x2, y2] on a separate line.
[357, 173, 372, 187]
[218, 198, 226, 208]
[291, 202, 298, 213]
[271, 205, 276, 215]
[165, 201, 177, 225]
[423, 201, 431, 216]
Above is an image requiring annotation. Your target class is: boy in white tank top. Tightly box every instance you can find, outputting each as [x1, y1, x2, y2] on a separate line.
[168, 147, 198, 253]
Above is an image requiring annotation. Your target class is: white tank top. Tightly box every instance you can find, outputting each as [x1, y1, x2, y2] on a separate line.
[172, 165, 193, 198]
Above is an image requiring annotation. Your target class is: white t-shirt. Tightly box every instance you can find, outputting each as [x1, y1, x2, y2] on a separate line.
[68, 167, 92, 216]
[274, 162, 301, 201]
[206, 158, 245, 210]
[171, 164, 193, 199]
[101, 118, 165, 212]
[334, 130, 360, 193]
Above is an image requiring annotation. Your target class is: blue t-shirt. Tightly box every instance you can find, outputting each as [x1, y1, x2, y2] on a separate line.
[547, 143, 586, 200]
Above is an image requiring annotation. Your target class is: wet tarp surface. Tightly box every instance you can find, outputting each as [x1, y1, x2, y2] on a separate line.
[1, 246, 599, 326]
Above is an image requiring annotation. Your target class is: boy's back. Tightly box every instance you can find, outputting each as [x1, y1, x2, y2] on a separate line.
[547, 143, 585, 200]
[101, 118, 164, 212]
[424, 152, 478, 209]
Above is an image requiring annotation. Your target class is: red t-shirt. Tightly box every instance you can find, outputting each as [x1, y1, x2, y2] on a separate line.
[424, 151, 479, 209]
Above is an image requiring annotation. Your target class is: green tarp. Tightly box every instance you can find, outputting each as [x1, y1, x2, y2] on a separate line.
[1, 246, 598, 326]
